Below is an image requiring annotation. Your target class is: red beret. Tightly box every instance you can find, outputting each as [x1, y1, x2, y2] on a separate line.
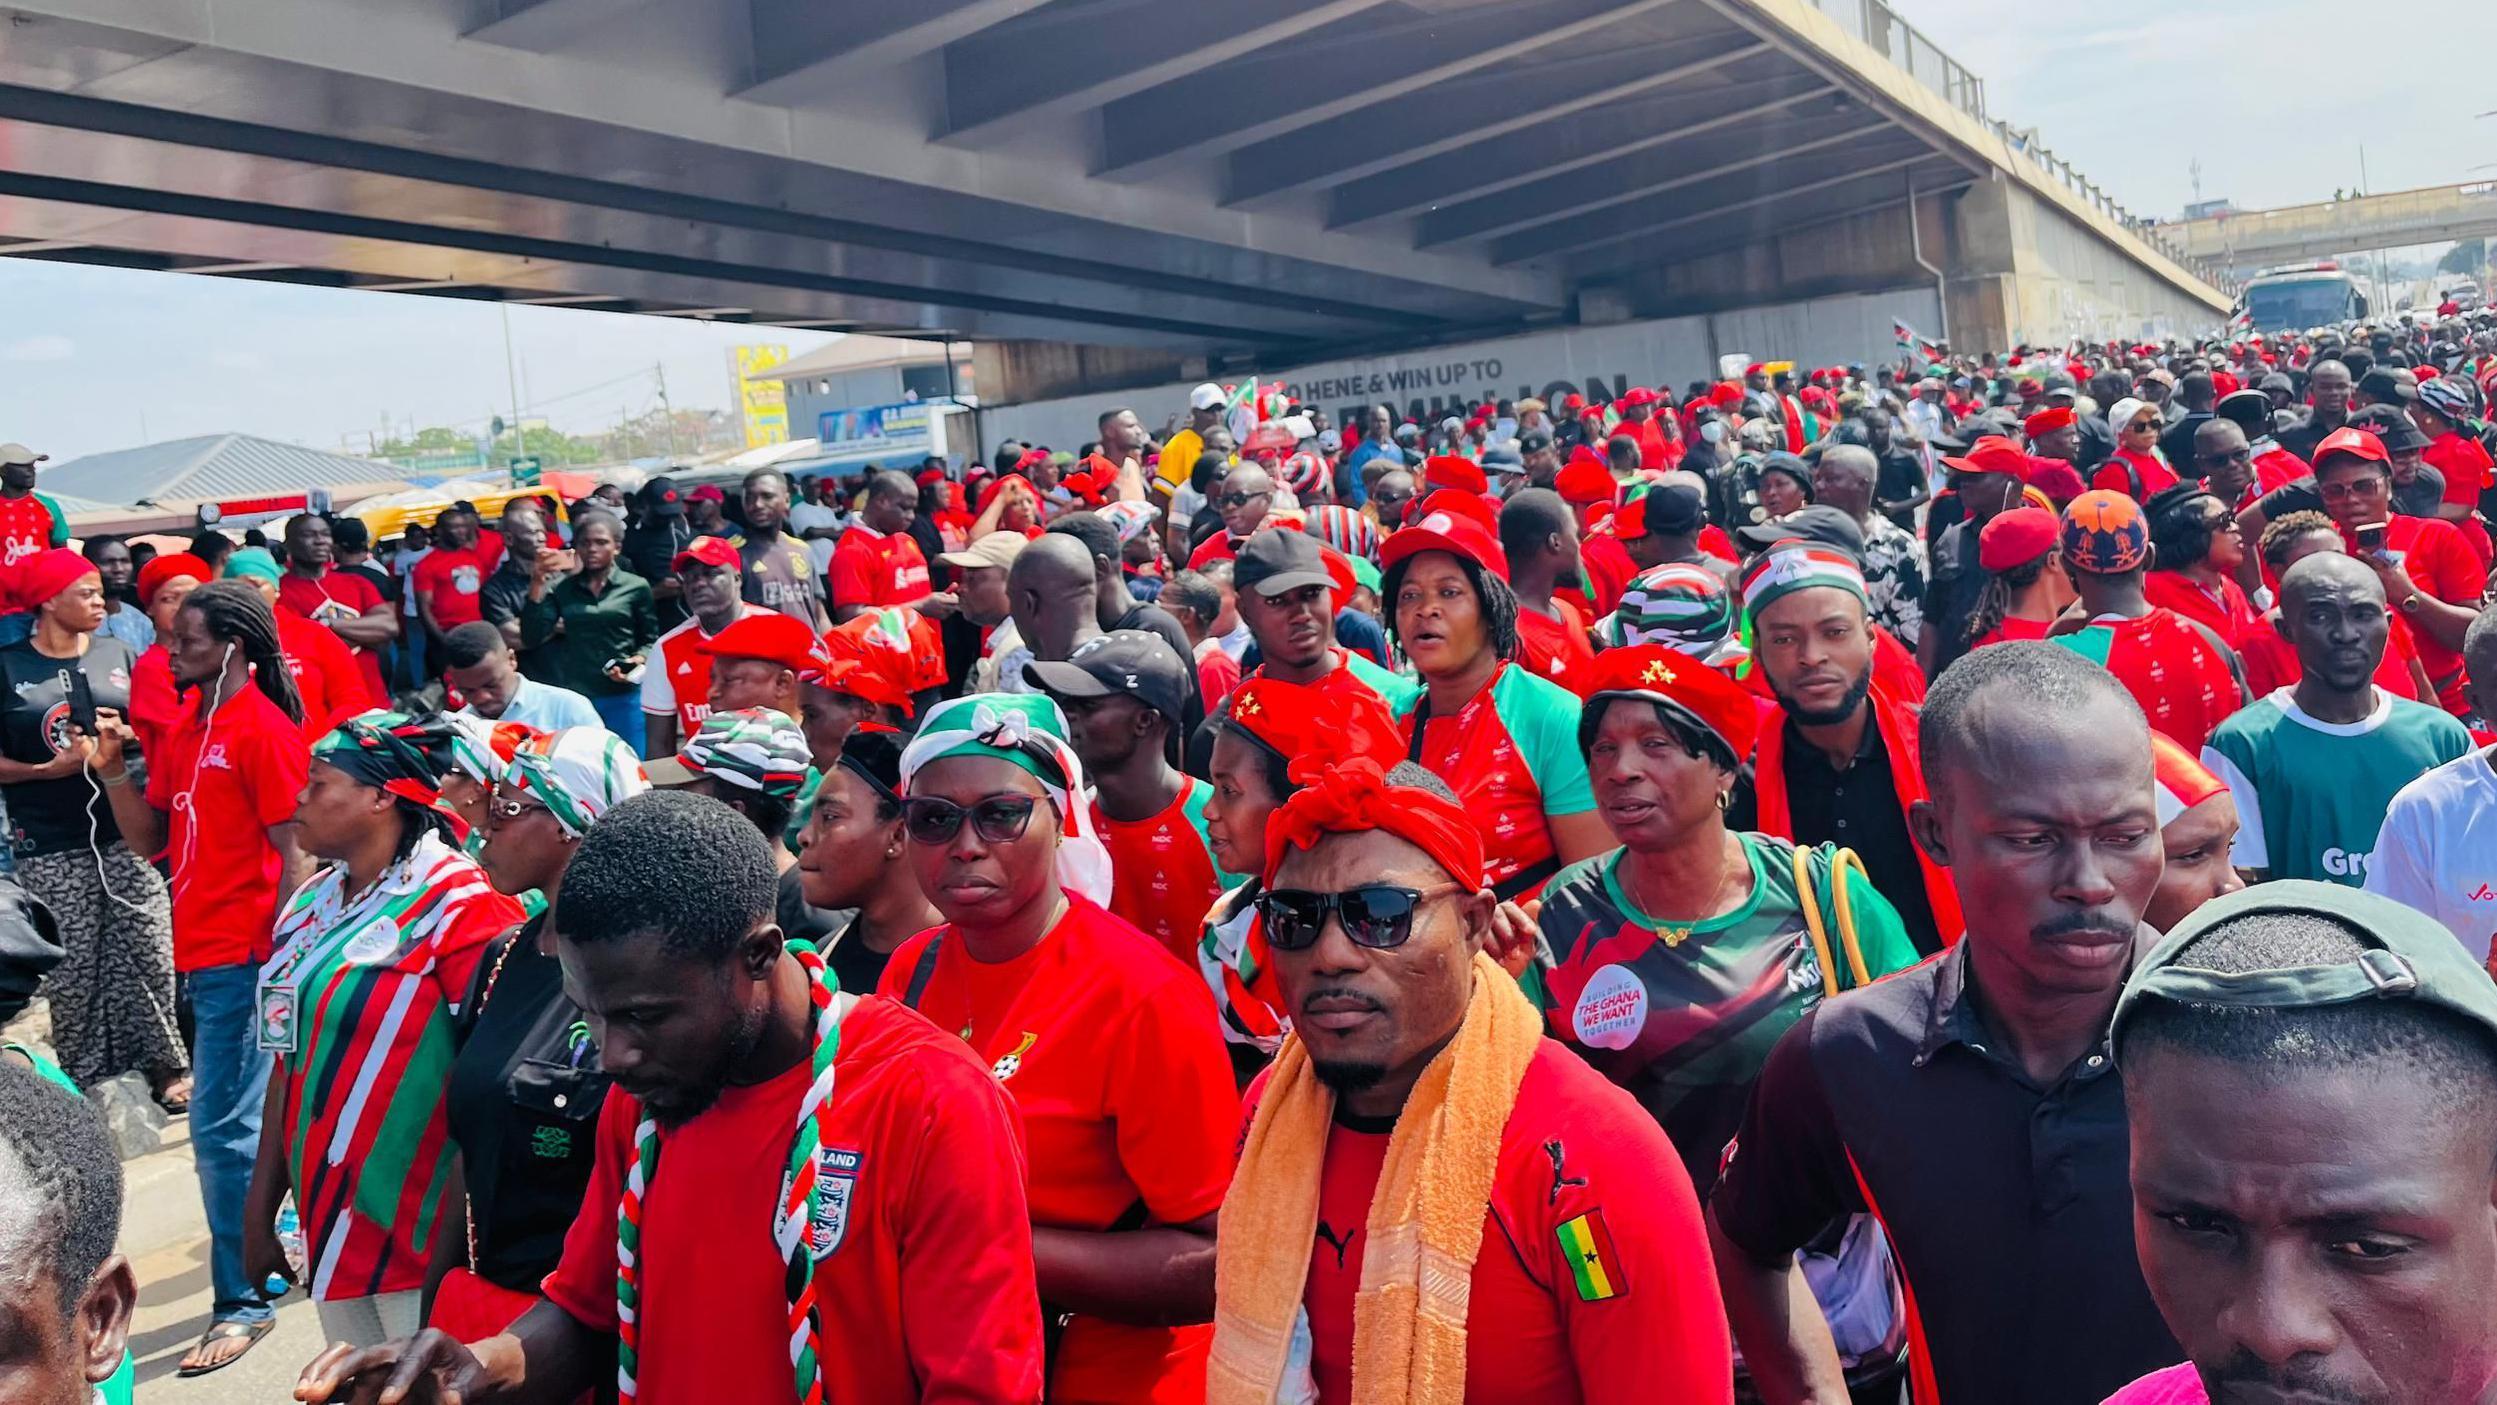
[1581, 644, 1760, 762]
[2022, 406, 2076, 437]
[2024, 459, 2089, 502]
[1978, 506, 2059, 572]
[1709, 383, 1744, 408]
[1617, 387, 1661, 409]
[10, 547, 97, 614]
[1224, 675, 1404, 772]
[1555, 459, 1617, 505]
[1421, 455, 1488, 496]
[697, 612, 825, 673]
[1941, 436, 2035, 480]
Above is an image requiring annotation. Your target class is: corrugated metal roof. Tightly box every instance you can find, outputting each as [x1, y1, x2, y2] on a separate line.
[37, 433, 405, 508]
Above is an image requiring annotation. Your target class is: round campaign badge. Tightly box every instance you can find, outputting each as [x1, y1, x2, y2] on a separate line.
[1571, 963, 1648, 1051]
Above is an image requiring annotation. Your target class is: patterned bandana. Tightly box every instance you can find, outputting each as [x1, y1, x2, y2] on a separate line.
[505, 726, 651, 838]
[1602, 561, 1749, 665]
[676, 708, 810, 800]
[1737, 541, 1868, 619]
[1101, 499, 1160, 546]
[443, 714, 541, 786]
[314, 710, 471, 839]
[898, 693, 1111, 905]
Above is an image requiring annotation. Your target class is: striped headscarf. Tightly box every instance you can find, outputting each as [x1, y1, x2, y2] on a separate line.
[676, 708, 810, 799]
[506, 726, 651, 838]
[443, 713, 542, 787]
[313, 710, 467, 834]
[1738, 541, 1868, 619]
[1602, 562, 1750, 666]
[1303, 504, 1382, 565]
[898, 693, 1112, 905]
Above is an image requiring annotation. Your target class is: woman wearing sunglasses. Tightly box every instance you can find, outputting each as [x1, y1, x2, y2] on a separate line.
[242, 712, 526, 1348]
[1530, 645, 1920, 1398]
[427, 726, 648, 1342]
[2090, 396, 2180, 500]
[882, 693, 1237, 1405]
[1382, 495, 1610, 902]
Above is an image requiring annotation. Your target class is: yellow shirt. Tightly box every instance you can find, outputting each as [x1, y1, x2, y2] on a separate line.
[1157, 427, 1203, 494]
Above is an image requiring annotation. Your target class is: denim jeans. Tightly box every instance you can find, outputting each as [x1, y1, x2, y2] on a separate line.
[187, 963, 274, 1324]
[590, 689, 647, 756]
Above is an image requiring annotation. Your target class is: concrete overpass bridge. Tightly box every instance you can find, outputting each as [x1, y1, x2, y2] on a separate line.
[0, 0, 2230, 408]
[2162, 182, 2497, 281]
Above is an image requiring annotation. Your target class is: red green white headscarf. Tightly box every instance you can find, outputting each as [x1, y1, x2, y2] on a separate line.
[506, 726, 651, 838]
[897, 693, 1112, 904]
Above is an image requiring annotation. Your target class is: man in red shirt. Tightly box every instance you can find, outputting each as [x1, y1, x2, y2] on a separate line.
[1501, 488, 1596, 693]
[640, 536, 770, 758]
[2052, 491, 2248, 750]
[1610, 387, 1671, 470]
[87, 581, 309, 1376]
[296, 790, 1045, 1405]
[276, 513, 396, 703]
[412, 506, 495, 651]
[830, 470, 935, 622]
[225, 548, 377, 737]
[1030, 632, 1240, 963]
[1189, 464, 1276, 570]
[1210, 757, 1731, 1404]
[2311, 427, 2482, 713]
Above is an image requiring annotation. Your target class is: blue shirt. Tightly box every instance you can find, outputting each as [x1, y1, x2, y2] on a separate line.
[463, 677, 600, 732]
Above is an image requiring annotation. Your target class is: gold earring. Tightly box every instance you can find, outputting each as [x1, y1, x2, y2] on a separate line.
[1716, 790, 1732, 812]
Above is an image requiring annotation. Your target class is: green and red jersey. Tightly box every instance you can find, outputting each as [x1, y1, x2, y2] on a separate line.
[1528, 836, 1918, 1196]
[1394, 661, 1595, 898]
[1094, 777, 1244, 965]
[268, 833, 523, 1301]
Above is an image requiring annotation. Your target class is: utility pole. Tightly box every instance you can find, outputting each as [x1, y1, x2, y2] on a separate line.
[501, 302, 524, 466]
[654, 362, 680, 460]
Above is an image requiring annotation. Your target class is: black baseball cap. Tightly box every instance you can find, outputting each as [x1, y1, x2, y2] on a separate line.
[1232, 528, 1335, 598]
[641, 476, 687, 518]
[1025, 630, 1190, 725]
[1735, 504, 1864, 558]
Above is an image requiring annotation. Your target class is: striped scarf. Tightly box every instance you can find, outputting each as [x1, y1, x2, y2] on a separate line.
[618, 941, 844, 1405]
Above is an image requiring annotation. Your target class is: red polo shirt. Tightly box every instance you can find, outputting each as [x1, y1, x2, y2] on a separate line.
[543, 994, 1045, 1405]
[144, 684, 309, 971]
[1249, 1040, 1732, 1404]
[829, 526, 932, 611]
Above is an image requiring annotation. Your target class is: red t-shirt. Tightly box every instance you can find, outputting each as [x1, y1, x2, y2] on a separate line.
[2068, 609, 2243, 751]
[1576, 532, 1636, 617]
[829, 527, 932, 611]
[412, 546, 493, 629]
[277, 568, 389, 704]
[1516, 598, 1597, 695]
[2090, 449, 2181, 500]
[2251, 445, 2309, 500]
[2143, 570, 2263, 649]
[544, 995, 1046, 1405]
[1093, 778, 1236, 964]
[145, 685, 310, 971]
[0, 492, 66, 573]
[1248, 1041, 1732, 1405]
[277, 610, 378, 739]
[128, 645, 180, 776]
[1187, 534, 1242, 571]
[2356, 514, 2482, 712]
[2239, 609, 2426, 702]
[1195, 644, 1241, 711]
[2427, 430, 2494, 504]
[880, 895, 1239, 1403]
[1971, 615, 2051, 651]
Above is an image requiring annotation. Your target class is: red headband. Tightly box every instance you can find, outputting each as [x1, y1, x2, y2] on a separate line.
[1262, 757, 1485, 889]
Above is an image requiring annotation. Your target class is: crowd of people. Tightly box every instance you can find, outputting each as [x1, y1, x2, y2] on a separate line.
[6, 309, 2497, 1404]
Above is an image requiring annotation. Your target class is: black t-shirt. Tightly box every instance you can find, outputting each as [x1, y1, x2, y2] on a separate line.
[447, 918, 609, 1292]
[1872, 447, 1925, 524]
[824, 912, 906, 1001]
[0, 638, 134, 856]
[2277, 413, 2347, 465]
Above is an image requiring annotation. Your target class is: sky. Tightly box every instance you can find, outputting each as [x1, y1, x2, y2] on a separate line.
[0, 259, 839, 465]
[1887, 0, 2497, 216]
[4, 0, 2492, 468]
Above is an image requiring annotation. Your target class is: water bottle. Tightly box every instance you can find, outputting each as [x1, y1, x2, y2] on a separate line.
[266, 1199, 303, 1298]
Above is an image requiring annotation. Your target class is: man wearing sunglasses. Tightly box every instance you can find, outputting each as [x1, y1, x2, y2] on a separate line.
[1211, 756, 1731, 1404]
[1188, 464, 1276, 570]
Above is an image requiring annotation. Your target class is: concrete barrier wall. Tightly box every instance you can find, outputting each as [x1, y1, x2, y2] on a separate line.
[977, 286, 1941, 459]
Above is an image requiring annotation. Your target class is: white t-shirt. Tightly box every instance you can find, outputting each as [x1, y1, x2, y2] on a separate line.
[2365, 748, 2497, 962]
[786, 501, 844, 576]
[394, 545, 432, 618]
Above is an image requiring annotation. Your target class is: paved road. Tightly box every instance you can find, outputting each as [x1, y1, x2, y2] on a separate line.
[121, 1121, 329, 1401]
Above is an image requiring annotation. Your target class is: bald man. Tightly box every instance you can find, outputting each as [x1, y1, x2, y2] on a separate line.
[1190, 465, 1274, 569]
[1008, 532, 1107, 663]
[2202, 553, 2473, 886]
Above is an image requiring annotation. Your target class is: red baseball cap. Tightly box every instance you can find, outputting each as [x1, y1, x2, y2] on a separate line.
[1617, 387, 1661, 409]
[697, 613, 824, 674]
[1941, 435, 2033, 480]
[2313, 426, 2389, 468]
[1381, 493, 1510, 581]
[1978, 506, 2059, 572]
[671, 536, 740, 574]
[688, 484, 726, 504]
[1582, 644, 1760, 763]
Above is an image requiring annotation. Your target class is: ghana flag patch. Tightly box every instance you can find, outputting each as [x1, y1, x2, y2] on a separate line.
[1555, 1208, 1626, 1301]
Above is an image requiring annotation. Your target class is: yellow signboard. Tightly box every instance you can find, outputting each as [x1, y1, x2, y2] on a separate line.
[733, 344, 791, 448]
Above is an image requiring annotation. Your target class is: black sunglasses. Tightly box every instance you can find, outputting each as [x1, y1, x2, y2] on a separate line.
[1219, 491, 1271, 508]
[901, 794, 1040, 846]
[1256, 883, 1460, 952]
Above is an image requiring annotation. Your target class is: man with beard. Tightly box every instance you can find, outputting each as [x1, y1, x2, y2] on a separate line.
[277, 512, 397, 702]
[1712, 642, 2179, 1405]
[294, 790, 1046, 1405]
[1499, 488, 1597, 693]
[2201, 554, 2469, 886]
[1209, 758, 1731, 1404]
[2105, 885, 2497, 1405]
[1742, 541, 1959, 954]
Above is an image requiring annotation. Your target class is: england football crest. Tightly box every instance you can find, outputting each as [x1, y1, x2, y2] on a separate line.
[808, 1147, 861, 1260]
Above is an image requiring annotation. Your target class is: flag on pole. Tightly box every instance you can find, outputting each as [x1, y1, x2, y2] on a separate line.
[1893, 318, 1943, 361]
